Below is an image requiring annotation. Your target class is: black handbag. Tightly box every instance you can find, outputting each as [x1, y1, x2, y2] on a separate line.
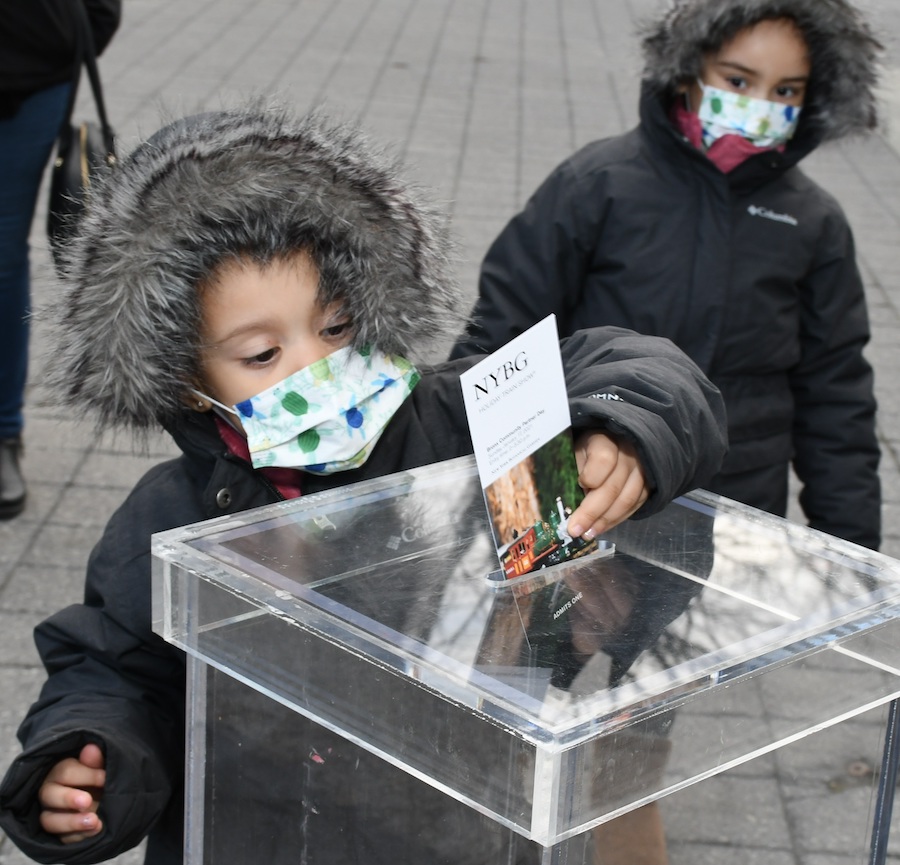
[47, 1, 116, 269]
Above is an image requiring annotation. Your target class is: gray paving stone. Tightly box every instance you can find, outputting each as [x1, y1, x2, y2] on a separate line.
[51, 486, 131, 530]
[0, 672, 43, 790]
[668, 842, 796, 865]
[0, 611, 43, 667]
[0, 563, 87, 616]
[75, 451, 177, 492]
[660, 774, 792, 847]
[14, 442, 85, 490]
[783, 782, 883, 858]
[0, 835, 146, 865]
[0, 521, 39, 571]
[17, 524, 104, 570]
[801, 856, 884, 865]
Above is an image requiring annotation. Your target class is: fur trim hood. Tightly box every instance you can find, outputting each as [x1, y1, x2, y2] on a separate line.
[640, 0, 883, 141]
[45, 103, 462, 431]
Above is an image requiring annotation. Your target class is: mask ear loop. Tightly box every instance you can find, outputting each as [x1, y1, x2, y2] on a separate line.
[687, 77, 706, 113]
[189, 388, 246, 434]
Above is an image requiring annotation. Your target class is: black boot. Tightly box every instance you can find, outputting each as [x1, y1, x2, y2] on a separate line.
[0, 438, 26, 519]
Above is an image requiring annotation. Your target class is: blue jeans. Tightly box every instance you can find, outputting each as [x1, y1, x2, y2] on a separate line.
[0, 82, 71, 438]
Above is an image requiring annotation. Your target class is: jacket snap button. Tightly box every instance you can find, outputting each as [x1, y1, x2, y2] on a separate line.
[216, 488, 232, 509]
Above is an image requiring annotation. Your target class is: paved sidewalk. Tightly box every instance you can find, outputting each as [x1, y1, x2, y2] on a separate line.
[3, 1, 900, 862]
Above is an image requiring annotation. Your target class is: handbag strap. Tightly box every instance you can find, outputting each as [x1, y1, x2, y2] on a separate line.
[58, 1, 115, 155]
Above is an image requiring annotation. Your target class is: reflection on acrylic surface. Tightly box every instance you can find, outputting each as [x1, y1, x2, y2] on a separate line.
[185, 458, 900, 728]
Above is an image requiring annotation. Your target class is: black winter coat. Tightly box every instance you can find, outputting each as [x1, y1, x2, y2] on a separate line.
[0, 330, 726, 864]
[0, 0, 121, 116]
[452, 84, 881, 550]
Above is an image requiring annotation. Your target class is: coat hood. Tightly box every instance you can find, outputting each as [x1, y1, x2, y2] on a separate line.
[639, 0, 882, 142]
[44, 102, 462, 431]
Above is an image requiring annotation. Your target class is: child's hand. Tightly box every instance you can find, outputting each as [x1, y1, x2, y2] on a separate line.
[567, 432, 649, 540]
[38, 743, 106, 843]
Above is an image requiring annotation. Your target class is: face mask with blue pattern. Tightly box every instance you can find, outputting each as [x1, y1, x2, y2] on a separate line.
[197, 345, 420, 474]
[696, 81, 802, 149]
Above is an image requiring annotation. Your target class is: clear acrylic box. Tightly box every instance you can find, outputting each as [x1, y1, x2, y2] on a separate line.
[152, 456, 900, 863]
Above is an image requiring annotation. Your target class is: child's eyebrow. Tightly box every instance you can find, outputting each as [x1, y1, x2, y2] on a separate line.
[714, 59, 757, 75]
[206, 321, 274, 347]
[716, 59, 809, 83]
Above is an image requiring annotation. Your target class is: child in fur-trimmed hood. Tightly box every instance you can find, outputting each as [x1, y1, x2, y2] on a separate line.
[641, 0, 881, 142]
[453, 0, 884, 552]
[0, 101, 726, 864]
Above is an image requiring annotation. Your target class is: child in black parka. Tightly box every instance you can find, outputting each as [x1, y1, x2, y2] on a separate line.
[452, 0, 883, 551]
[0, 102, 726, 864]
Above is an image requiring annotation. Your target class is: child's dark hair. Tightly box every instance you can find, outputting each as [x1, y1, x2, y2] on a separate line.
[640, 0, 882, 140]
[44, 102, 464, 432]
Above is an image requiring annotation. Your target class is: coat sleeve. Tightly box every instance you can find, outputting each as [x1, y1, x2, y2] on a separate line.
[560, 327, 727, 515]
[788, 208, 881, 549]
[450, 155, 601, 358]
[0, 463, 195, 864]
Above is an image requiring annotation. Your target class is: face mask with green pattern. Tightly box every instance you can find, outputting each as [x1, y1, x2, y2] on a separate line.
[697, 80, 802, 149]
[206, 345, 420, 475]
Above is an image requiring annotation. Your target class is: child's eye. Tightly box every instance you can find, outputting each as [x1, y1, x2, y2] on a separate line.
[243, 347, 279, 367]
[776, 85, 800, 99]
[726, 76, 747, 90]
[322, 319, 353, 341]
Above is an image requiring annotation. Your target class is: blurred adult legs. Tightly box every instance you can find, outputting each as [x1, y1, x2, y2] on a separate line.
[0, 81, 69, 517]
